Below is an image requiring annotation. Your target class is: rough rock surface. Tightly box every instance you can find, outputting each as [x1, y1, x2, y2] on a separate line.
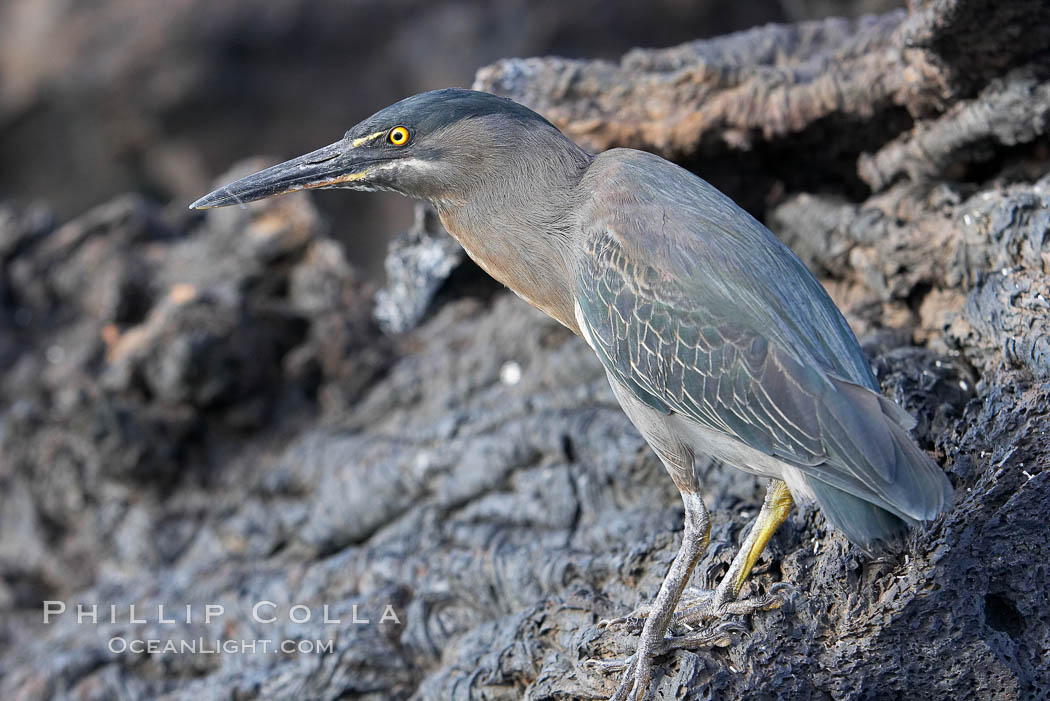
[373, 206, 467, 334]
[2, 1, 1049, 700]
[0, 0, 800, 278]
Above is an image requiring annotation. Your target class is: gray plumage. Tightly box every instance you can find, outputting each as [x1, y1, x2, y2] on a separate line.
[193, 88, 952, 546]
[192, 88, 954, 700]
[572, 149, 952, 548]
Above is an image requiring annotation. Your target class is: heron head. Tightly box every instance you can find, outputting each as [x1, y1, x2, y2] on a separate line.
[190, 88, 565, 209]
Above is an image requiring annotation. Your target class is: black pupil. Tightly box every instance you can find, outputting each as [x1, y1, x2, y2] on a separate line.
[393, 129, 405, 142]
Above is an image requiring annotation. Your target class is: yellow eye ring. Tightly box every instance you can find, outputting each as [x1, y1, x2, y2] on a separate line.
[389, 126, 410, 146]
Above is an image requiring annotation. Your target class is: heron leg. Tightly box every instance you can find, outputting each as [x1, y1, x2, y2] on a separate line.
[604, 490, 710, 701]
[672, 479, 795, 626]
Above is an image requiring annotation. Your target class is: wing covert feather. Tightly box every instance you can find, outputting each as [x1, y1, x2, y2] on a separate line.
[576, 230, 943, 518]
[573, 150, 952, 528]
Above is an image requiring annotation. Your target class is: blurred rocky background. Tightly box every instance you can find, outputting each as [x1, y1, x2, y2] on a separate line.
[0, 0, 898, 276]
[2, 0, 1049, 699]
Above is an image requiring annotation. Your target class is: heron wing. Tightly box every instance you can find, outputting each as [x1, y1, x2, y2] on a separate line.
[573, 151, 951, 520]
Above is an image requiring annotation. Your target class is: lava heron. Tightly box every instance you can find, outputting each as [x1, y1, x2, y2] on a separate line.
[192, 88, 953, 700]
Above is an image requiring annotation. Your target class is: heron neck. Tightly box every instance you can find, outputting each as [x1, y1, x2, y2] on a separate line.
[433, 141, 592, 333]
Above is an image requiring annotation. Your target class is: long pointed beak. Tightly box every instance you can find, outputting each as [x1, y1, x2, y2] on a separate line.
[190, 140, 374, 209]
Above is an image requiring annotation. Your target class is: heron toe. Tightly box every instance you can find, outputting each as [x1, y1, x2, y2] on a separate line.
[191, 87, 952, 701]
[656, 621, 749, 653]
[609, 654, 651, 701]
[591, 621, 748, 701]
[582, 653, 652, 701]
[672, 581, 797, 629]
[596, 603, 651, 632]
[598, 579, 796, 634]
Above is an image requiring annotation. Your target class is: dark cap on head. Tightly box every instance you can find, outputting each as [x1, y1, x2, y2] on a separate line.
[347, 88, 556, 140]
[190, 88, 561, 209]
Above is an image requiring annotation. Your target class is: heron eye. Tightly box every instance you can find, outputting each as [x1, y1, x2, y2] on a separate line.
[388, 126, 410, 146]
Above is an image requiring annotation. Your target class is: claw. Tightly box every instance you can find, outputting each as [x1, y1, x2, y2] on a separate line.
[768, 581, 799, 600]
[746, 581, 797, 613]
[701, 562, 728, 589]
[592, 621, 749, 700]
[597, 602, 651, 632]
[586, 484, 800, 700]
[598, 614, 646, 633]
[655, 620, 749, 654]
[671, 579, 800, 627]
[713, 621, 750, 638]
[583, 656, 630, 673]
[609, 654, 651, 701]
